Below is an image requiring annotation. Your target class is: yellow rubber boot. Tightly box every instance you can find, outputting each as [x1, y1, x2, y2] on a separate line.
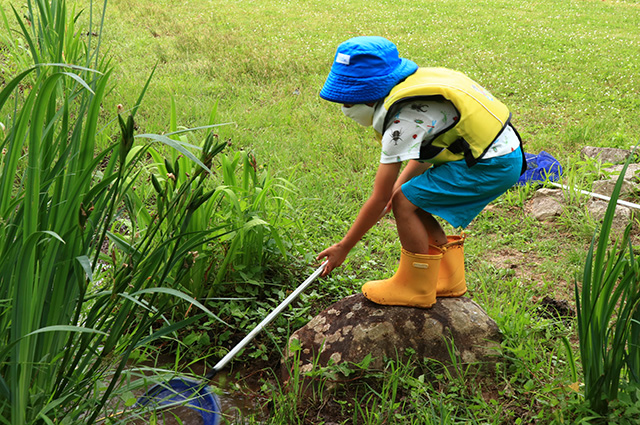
[362, 247, 443, 308]
[435, 234, 467, 297]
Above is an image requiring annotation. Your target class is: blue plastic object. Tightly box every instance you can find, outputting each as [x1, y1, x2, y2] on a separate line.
[517, 151, 563, 186]
[136, 378, 221, 425]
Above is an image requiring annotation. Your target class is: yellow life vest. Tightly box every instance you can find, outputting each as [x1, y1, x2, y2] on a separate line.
[374, 67, 512, 166]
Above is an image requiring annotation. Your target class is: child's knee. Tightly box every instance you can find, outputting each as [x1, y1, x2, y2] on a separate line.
[391, 189, 417, 215]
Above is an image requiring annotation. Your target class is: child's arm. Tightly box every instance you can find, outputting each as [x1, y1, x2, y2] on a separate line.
[377, 160, 431, 214]
[317, 162, 402, 276]
[393, 160, 431, 193]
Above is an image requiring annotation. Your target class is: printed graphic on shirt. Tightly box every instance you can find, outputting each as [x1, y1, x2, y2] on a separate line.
[482, 124, 520, 159]
[388, 129, 403, 145]
[410, 103, 430, 113]
[380, 100, 459, 164]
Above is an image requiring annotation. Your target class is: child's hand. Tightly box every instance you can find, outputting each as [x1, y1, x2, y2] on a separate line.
[317, 243, 350, 277]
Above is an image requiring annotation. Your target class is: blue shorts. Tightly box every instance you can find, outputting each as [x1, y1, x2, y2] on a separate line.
[401, 147, 523, 229]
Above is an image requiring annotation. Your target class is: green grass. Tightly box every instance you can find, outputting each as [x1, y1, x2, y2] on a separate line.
[2, 0, 640, 423]
[80, 0, 640, 273]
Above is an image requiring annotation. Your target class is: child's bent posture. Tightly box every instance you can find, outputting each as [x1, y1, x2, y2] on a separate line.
[317, 36, 525, 308]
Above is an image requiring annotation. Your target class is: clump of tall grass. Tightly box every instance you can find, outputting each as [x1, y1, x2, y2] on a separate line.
[126, 96, 301, 318]
[0, 1, 235, 423]
[0, 0, 306, 421]
[575, 154, 640, 417]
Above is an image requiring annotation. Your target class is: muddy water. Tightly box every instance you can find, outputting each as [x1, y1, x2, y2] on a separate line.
[133, 380, 265, 425]
[110, 359, 269, 424]
[140, 374, 265, 425]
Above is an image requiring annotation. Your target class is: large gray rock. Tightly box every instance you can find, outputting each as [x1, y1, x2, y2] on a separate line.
[284, 294, 502, 375]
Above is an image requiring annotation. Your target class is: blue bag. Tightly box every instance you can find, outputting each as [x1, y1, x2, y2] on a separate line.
[517, 151, 562, 186]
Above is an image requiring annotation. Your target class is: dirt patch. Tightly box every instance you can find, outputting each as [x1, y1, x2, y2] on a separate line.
[485, 247, 539, 280]
[539, 296, 575, 322]
[483, 244, 576, 303]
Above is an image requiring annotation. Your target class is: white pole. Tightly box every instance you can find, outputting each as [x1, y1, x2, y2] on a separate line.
[550, 182, 640, 211]
[209, 262, 327, 375]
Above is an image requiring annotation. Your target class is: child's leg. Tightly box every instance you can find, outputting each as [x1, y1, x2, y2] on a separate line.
[392, 189, 447, 252]
[389, 189, 467, 299]
[360, 189, 446, 308]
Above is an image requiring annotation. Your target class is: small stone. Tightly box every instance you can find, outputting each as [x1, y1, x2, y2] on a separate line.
[581, 146, 631, 164]
[527, 194, 563, 221]
[603, 164, 640, 182]
[586, 199, 632, 235]
[592, 179, 634, 198]
[532, 188, 563, 200]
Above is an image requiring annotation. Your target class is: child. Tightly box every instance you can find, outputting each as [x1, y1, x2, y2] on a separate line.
[316, 36, 525, 308]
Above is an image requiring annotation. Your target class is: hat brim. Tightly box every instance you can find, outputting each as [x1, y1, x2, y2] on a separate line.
[320, 58, 418, 104]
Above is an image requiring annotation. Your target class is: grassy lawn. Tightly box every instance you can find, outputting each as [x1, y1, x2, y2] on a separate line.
[1, 0, 640, 423]
[95, 0, 640, 254]
[87, 0, 640, 274]
[87, 0, 639, 295]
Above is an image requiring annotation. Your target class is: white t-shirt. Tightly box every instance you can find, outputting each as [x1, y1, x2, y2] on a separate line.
[374, 99, 519, 164]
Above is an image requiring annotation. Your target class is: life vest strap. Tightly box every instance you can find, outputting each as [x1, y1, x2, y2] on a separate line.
[448, 138, 478, 168]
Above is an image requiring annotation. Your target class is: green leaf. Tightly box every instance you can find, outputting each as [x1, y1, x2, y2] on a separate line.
[128, 287, 227, 325]
[244, 216, 268, 229]
[164, 123, 234, 139]
[135, 314, 205, 348]
[0, 374, 9, 401]
[125, 396, 138, 407]
[36, 62, 103, 75]
[136, 133, 211, 174]
[40, 230, 65, 244]
[183, 332, 199, 346]
[131, 63, 157, 117]
[76, 255, 93, 282]
[61, 71, 95, 94]
[0, 67, 36, 111]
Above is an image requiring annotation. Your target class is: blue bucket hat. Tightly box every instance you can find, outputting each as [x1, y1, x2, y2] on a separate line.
[320, 36, 418, 104]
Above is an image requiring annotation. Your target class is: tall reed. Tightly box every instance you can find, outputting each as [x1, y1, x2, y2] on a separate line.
[0, 1, 230, 423]
[576, 154, 640, 415]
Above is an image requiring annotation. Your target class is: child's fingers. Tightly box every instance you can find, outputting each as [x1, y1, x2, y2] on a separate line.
[321, 266, 331, 277]
[317, 244, 347, 276]
[316, 252, 330, 276]
[316, 251, 328, 262]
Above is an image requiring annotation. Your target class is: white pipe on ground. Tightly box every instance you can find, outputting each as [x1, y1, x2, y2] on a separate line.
[550, 182, 640, 211]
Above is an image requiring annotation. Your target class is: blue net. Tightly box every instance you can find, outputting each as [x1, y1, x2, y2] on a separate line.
[517, 151, 563, 186]
[136, 378, 221, 425]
